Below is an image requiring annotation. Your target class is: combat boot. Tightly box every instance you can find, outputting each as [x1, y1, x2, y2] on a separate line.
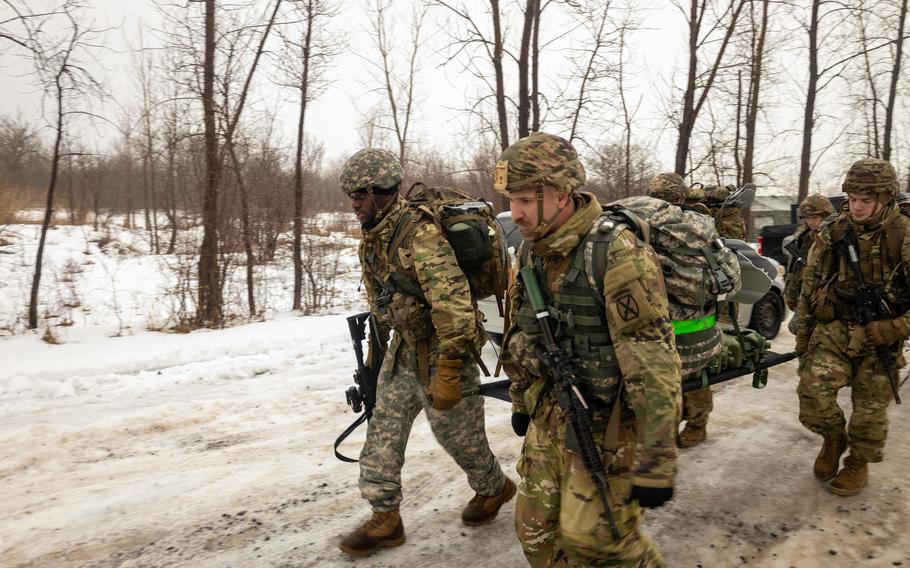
[813, 431, 847, 481]
[461, 477, 517, 526]
[828, 455, 868, 496]
[677, 424, 707, 448]
[339, 509, 405, 557]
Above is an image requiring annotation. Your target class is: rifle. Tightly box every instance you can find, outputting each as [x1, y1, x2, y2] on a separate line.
[832, 229, 902, 405]
[334, 312, 388, 462]
[518, 266, 621, 541]
[783, 238, 805, 269]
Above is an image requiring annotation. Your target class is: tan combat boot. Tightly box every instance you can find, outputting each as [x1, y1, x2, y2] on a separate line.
[677, 423, 707, 448]
[339, 509, 405, 557]
[461, 477, 517, 526]
[828, 455, 868, 496]
[813, 431, 848, 481]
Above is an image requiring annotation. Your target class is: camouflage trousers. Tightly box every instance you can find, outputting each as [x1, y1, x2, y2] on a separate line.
[358, 341, 506, 512]
[515, 398, 664, 568]
[681, 387, 712, 427]
[797, 320, 895, 463]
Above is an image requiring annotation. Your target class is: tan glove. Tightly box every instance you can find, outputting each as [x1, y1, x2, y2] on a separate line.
[866, 318, 910, 346]
[427, 358, 462, 411]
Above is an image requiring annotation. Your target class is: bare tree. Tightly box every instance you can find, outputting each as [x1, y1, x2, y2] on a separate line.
[363, 0, 426, 166]
[276, 0, 340, 311]
[5, 0, 105, 330]
[673, 0, 747, 176]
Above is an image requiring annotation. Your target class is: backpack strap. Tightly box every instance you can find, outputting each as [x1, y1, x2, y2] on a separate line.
[587, 213, 641, 307]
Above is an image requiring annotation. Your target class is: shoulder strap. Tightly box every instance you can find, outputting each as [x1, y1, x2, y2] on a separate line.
[587, 214, 637, 307]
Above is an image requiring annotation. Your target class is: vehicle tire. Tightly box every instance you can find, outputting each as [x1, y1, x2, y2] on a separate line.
[749, 291, 783, 339]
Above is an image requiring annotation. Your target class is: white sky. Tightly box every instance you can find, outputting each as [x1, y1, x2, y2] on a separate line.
[0, 0, 874, 194]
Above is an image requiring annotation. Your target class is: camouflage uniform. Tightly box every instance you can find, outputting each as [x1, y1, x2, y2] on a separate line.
[796, 159, 910, 493]
[647, 172, 687, 204]
[784, 194, 835, 333]
[342, 149, 507, 513]
[499, 134, 680, 567]
[678, 184, 747, 435]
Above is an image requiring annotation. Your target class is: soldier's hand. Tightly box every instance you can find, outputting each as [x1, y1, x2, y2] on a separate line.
[511, 413, 530, 436]
[629, 486, 674, 509]
[866, 318, 910, 346]
[427, 358, 462, 411]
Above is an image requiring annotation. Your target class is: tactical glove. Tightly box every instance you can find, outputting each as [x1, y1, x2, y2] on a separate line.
[866, 318, 910, 346]
[511, 413, 530, 436]
[427, 358, 462, 411]
[629, 485, 674, 509]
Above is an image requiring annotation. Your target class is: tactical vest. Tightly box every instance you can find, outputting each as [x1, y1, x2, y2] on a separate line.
[810, 210, 909, 323]
[513, 226, 623, 411]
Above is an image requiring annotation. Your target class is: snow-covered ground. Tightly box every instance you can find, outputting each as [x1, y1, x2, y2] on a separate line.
[1, 219, 909, 567]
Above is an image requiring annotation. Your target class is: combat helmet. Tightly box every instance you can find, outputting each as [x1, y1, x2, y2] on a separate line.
[798, 193, 835, 218]
[648, 172, 687, 203]
[339, 148, 403, 195]
[494, 132, 585, 194]
[841, 158, 899, 198]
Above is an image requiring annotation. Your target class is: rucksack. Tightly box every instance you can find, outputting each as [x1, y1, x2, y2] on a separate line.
[685, 183, 755, 239]
[591, 196, 742, 376]
[388, 183, 509, 317]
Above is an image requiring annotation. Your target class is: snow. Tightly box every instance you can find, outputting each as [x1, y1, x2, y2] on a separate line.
[1, 218, 909, 567]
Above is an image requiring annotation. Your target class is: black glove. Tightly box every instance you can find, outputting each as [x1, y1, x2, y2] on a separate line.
[511, 413, 530, 436]
[629, 486, 674, 509]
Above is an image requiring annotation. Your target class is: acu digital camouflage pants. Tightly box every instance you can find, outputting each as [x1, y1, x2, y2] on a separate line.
[358, 340, 507, 512]
[515, 397, 665, 568]
[797, 320, 896, 463]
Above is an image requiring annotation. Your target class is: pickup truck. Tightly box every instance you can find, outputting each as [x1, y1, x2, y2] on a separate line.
[480, 211, 787, 343]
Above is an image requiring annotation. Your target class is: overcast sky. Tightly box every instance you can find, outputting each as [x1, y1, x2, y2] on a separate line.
[0, 0, 877, 195]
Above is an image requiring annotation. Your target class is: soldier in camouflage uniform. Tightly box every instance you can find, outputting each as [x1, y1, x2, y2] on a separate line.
[647, 172, 717, 449]
[499, 134, 680, 567]
[784, 194, 835, 334]
[337, 149, 515, 557]
[796, 158, 910, 496]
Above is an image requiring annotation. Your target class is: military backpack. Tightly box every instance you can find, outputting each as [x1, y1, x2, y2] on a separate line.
[387, 183, 510, 317]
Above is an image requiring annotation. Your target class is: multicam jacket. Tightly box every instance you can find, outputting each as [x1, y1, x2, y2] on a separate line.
[359, 194, 484, 378]
[796, 203, 910, 350]
[503, 192, 681, 488]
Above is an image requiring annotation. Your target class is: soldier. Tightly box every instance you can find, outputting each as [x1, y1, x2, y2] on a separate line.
[648, 172, 714, 449]
[499, 133, 680, 566]
[796, 158, 910, 496]
[338, 148, 515, 557]
[784, 194, 835, 334]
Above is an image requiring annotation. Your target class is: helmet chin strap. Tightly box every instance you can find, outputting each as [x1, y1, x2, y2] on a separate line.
[530, 185, 568, 240]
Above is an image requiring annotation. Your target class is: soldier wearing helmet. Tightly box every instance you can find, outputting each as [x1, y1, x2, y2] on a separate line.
[784, 194, 835, 330]
[648, 172, 688, 204]
[338, 148, 514, 557]
[796, 158, 910, 497]
[497, 133, 680, 566]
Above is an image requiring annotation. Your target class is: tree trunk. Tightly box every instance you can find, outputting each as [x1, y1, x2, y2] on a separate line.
[28, 78, 65, 330]
[293, 4, 314, 311]
[797, 0, 820, 203]
[883, 0, 908, 161]
[675, 0, 699, 175]
[490, 0, 509, 150]
[742, 0, 768, 237]
[517, 0, 536, 138]
[198, 0, 223, 327]
[228, 142, 256, 316]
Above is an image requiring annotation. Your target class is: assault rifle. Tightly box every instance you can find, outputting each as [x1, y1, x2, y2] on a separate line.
[334, 312, 387, 462]
[783, 238, 805, 269]
[518, 266, 621, 541]
[833, 230, 902, 405]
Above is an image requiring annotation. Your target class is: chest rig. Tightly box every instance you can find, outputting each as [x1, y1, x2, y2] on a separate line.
[812, 212, 909, 322]
[512, 220, 625, 410]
